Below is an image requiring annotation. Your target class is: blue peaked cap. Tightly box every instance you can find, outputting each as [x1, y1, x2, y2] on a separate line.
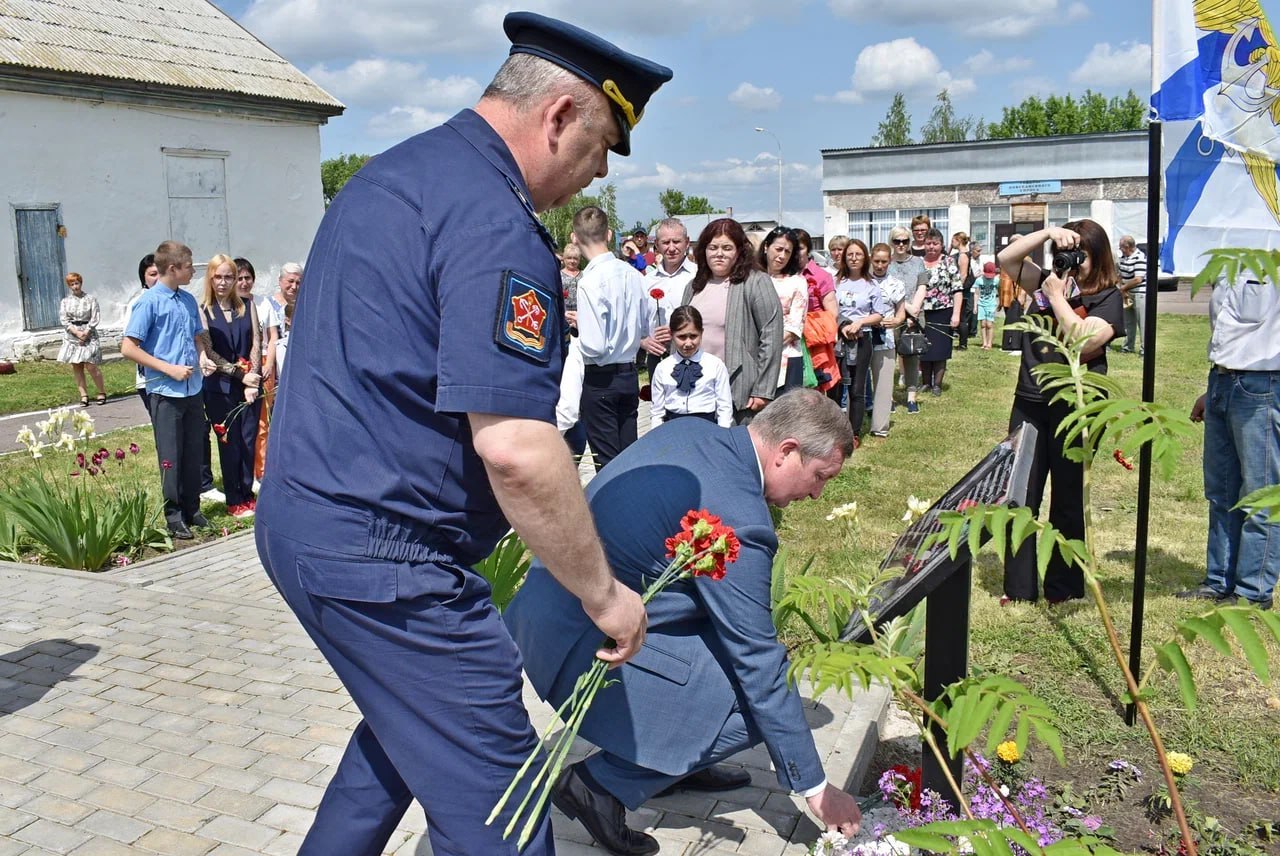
[503, 11, 673, 156]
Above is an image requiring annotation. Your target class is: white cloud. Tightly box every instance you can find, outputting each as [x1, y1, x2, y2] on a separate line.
[307, 60, 481, 110]
[963, 49, 1033, 76]
[241, 0, 784, 62]
[367, 106, 452, 139]
[1069, 42, 1151, 87]
[820, 38, 974, 103]
[728, 82, 782, 111]
[826, 0, 1090, 38]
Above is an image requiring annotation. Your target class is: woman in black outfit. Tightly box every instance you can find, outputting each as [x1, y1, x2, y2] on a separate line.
[996, 220, 1125, 603]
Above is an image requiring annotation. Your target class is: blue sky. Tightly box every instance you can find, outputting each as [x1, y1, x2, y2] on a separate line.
[211, 1, 1174, 225]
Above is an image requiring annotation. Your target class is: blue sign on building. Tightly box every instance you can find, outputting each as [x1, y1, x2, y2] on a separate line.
[998, 180, 1062, 196]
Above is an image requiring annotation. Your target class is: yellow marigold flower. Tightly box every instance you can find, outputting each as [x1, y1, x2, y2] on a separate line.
[996, 741, 1021, 763]
[1167, 752, 1194, 776]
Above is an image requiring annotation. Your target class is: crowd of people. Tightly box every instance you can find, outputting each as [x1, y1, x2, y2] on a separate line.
[556, 211, 1006, 454]
[119, 243, 300, 535]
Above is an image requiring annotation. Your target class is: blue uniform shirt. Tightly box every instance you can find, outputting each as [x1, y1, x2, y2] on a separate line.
[123, 284, 203, 398]
[261, 109, 565, 574]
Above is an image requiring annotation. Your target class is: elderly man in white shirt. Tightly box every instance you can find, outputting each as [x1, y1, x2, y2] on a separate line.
[641, 218, 697, 375]
[573, 205, 649, 472]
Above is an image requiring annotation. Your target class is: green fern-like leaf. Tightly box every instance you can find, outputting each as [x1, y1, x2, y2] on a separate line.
[775, 575, 856, 644]
[1236, 484, 1280, 523]
[1156, 605, 1280, 710]
[932, 675, 1064, 764]
[1191, 248, 1280, 295]
[788, 641, 917, 698]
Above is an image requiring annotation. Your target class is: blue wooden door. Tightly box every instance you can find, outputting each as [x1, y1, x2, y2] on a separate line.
[15, 207, 66, 331]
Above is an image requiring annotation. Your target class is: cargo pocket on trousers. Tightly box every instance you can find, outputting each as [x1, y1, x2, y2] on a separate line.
[296, 553, 398, 603]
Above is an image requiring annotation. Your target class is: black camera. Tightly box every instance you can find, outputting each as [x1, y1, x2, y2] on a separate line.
[1052, 249, 1086, 274]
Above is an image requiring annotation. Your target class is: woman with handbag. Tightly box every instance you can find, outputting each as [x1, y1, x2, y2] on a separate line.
[834, 240, 889, 440]
[916, 228, 964, 396]
[867, 242, 922, 432]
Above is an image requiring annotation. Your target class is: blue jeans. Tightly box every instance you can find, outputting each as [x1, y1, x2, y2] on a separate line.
[1203, 368, 1280, 604]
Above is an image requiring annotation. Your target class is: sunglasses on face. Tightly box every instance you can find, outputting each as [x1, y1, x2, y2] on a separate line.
[891, 239, 909, 245]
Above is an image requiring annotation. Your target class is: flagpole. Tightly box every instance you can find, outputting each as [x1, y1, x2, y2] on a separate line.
[1127, 118, 1161, 728]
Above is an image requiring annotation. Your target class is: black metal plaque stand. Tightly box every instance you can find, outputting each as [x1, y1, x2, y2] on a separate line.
[922, 559, 971, 804]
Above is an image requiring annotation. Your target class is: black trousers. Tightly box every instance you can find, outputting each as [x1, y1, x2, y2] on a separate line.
[1003, 395, 1086, 602]
[149, 393, 206, 526]
[204, 388, 260, 506]
[841, 336, 873, 438]
[957, 297, 973, 348]
[580, 363, 638, 472]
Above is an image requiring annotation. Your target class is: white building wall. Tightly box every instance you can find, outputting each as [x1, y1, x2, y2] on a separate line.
[0, 89, 326, 355]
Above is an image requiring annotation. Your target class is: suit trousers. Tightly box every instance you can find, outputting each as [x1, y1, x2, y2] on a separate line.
[868, 347, 896, 435]
[255, 522, 554, 856]
[580, 363, 639, 472]
[148, 392, 205, 526]
[585, 705, 757, 810]
[1003, 395, 1086, 601]
[203, 388, 259, 506]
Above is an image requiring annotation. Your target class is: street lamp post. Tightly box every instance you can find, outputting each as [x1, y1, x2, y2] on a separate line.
[754, 127, 783, 226]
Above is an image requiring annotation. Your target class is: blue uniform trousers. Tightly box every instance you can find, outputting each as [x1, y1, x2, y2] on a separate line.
[580, 362, 638, 472]
[256, 521, 554, 856]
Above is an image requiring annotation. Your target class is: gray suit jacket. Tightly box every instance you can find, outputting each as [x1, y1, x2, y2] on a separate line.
[682, 269, 783, 412]
[505, 418, 824, 792]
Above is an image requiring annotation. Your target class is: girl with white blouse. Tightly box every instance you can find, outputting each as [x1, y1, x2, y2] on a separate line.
[650, 306, 733, 428]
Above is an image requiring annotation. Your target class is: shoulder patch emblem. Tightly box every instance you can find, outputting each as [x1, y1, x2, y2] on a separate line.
[495, 270, 556, 362]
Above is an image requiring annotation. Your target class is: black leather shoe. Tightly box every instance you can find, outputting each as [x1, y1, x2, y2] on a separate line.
[187, 513, 211, 529]
[655, 764, 752, 797]
[1175, 584, 1233, 602]
[551, 764, 659, 856]
[168, 522, 193, 540]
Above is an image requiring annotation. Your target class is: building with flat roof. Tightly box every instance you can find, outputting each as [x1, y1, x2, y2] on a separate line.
[821, 131, 1151, 260]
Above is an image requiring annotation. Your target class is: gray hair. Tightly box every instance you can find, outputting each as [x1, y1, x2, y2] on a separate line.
[281, 262, 303, 277]
[483, 53, 605, 127]
[1119, 235, 1136, 249]
[655, 218, 688, 240]
[751, 389, 854, 459]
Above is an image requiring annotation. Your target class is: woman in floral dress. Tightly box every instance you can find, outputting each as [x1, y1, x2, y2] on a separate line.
[57, 272, 107, 406]
[916, 228, 963, 396]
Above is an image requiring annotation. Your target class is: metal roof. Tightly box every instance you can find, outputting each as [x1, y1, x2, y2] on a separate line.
[0, 0, 343, 112]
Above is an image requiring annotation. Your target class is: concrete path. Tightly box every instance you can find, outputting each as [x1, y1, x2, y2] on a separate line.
[0, 533, 889, 856]
[0, 394, 151, 455]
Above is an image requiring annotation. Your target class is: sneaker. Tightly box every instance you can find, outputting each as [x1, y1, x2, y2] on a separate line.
[870, 430, 889, 438]
[1175, 584, 1233, 602]
[906, 401, 920, 414]
[930, 386, 942, 397]
[200, 487, 225, 503]
[229, 503, 255, 519]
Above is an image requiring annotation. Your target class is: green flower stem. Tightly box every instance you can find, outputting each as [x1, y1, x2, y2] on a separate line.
[1063, 338, 1198, 856]
[502, 661, 606, 839]
[486, 676, 586, 826]
[516, 661, 610, 849]
[963, 746, 1034, 841]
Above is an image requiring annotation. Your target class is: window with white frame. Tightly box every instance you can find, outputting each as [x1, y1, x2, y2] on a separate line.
[845, 207, 949, 249]
[968, 205, 1011, 251]
[1046, 202, 1093, 229]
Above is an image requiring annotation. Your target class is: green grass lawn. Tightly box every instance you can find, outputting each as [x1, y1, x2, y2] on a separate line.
[778, 314, 1280, 798]
[0, 358, 138, 415]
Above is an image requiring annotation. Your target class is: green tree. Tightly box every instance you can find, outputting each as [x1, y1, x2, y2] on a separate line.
[658, 188, 721, 217]
[537, 182, 621, 250]
[320, 153, 373, 207]
[920, 89, 975, 144]
[871, 92, 913, 147]
[986, 89, 1148, 139]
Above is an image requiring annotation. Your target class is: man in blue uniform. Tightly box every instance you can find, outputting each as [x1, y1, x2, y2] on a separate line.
[255, 13, 672, 855]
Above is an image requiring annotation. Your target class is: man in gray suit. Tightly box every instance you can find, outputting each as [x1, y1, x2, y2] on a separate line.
[505, 390, 862, 855]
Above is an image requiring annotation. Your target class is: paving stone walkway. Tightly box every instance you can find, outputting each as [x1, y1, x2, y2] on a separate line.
[0, 537, 888, 855]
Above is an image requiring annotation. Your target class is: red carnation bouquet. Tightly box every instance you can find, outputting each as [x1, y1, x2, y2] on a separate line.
[649, 287, 667, 330]
[489, 509, 740, 847]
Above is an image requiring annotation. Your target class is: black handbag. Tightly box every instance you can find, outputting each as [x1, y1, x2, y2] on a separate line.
[896, 312, 928, 357]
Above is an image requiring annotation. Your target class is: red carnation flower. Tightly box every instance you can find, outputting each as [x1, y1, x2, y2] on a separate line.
[161, 460, 172, 470]
[889, 765, 923, 811]
[665, 510, 741, 580]
[650, 287, 665, 300]
[213, 423, 226, 436]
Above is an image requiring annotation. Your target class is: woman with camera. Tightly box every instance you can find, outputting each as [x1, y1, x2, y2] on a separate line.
[996, 221, 1125, 604]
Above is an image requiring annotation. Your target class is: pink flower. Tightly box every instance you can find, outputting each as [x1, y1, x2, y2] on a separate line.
[114, 448, 125, 461]
[87, 466, 99, 476]
[161, 460, 172, 470]
[129, 443, 140, 454]
[76, 452, 86, 468]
